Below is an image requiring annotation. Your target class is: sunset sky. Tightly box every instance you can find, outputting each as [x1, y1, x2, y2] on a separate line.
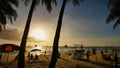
[0, 0, 120, 46]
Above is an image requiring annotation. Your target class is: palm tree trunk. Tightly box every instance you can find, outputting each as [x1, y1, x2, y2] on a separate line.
[48, 0, 67, 68]
[17, 0, 36, 68]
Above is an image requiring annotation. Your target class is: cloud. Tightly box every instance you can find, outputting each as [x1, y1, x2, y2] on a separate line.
[0, 29, 43, 43]
[0, 29, 22, 41]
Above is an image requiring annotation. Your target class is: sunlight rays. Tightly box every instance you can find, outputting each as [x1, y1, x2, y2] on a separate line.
[31, 29, 46, 41]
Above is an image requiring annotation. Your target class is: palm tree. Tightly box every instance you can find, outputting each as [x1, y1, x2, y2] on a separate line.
[49, 0, 83, 68]
[106, 0, 120, 30]
[0, 0, 18, 32]
[17, 0, 56, 68]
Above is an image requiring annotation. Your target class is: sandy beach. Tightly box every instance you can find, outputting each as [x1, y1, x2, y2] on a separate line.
[0, 51, 120, 68]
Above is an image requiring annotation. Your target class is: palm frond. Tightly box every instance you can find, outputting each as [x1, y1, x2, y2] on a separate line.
[42, 0, 57, 12]
[0, 13, 6, 25]
[106, 11, 119, 24]
[113, 18, 120, 30]
[8, 16, 13, 24]
[42, 0, 52, 12]
[24, 0, 31, 6]
[3, 3, 17, 23]
[8, 0, 19, 7]
[51, 0, 57, 6]
[106, 0, 120, 29]
[0, 13, 7, 31]
[72, 0, 83, 7]
[0, 0, 18, 31]
[108, 0, 113, 8]
[24, 0, 40, 7]
[107, 3, 120, 23]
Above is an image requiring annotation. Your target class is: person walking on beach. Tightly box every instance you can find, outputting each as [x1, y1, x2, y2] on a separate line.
[44, 50, 46, 55]
[14, 54, 18, 62]
[92, 47, 96, 55]
[33, 54, 39, 63]
[115, 53, 118, 68]
[87, 49, 91, 60]
[30, 54, 33, 60]
[35, 54, 39, 60]
[101, 50, 104, 59]
[28, 52, 31, 60]
[27, 54, 34, 64]
[112, 49, 115, 55]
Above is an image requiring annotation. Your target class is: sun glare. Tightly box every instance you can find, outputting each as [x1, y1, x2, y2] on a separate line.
[32, 29, 46, 40]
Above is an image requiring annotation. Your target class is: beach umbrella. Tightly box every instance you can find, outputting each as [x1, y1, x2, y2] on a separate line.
[30, 49, 42, 56]
[30, 49, 41, 52]
[0, 44, 19, 63]
[0, 44, 19, 52]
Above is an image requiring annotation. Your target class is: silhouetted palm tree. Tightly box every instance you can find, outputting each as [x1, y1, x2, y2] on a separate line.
[17, 0, 56, 68]
[49, 0, 83, 68]
[0, 0, 18, 32]
[106, 0, 120, 29]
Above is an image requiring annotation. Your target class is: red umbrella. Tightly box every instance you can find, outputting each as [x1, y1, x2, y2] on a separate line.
[0, 44, 19, 52]
[0, 44, 19, 63]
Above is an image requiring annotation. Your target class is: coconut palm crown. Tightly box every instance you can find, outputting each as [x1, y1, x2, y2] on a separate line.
[106, 0, 120, 29]
[0, 0, 18, 31]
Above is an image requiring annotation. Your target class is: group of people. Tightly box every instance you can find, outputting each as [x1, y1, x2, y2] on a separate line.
[28, 52, 39, 63]
[86, 49, 91, 60]
[101, 49, 117, 61]
[86, 48, 97, 60]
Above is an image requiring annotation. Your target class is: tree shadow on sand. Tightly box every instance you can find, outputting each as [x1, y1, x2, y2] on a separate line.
[58, 57, 71, 62]
[26, 60, 49, 68]
[83, 60, 118, 68]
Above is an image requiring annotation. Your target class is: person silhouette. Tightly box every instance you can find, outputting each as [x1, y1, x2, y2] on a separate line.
[35, 54, 39, 60]
[101, 50, 104, 59]
[14, 54, 18, 62]
[87, 49, 91, 60]
[28, 52, 30, 58]
[33, 54, 39, 63]
[30, 54, 33, 60]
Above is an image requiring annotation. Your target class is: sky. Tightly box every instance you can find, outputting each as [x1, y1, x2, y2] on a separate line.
[0, 0, 120, 46]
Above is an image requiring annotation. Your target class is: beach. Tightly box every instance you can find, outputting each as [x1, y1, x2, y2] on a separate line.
[1, 51, 120, 68]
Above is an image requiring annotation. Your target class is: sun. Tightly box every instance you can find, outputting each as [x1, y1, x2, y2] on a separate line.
[32, 29, 46, 40]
